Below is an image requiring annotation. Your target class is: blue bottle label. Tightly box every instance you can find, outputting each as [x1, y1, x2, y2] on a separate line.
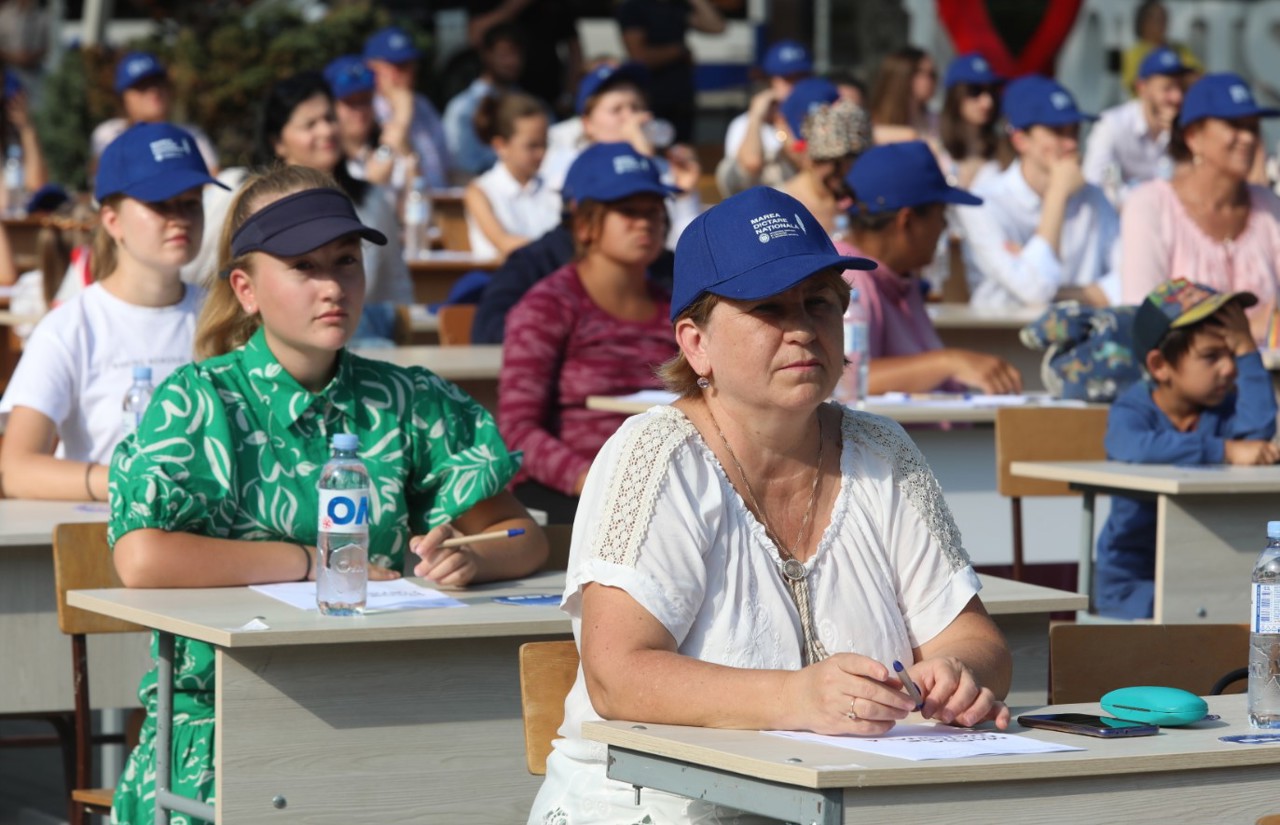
[318, 490, 370, 534]
[1252, 583, 1280, 634]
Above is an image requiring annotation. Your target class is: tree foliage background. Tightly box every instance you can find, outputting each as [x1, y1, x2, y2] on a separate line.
[33, 2, 434, 190]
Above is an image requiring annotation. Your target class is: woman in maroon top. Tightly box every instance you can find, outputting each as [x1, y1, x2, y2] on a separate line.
[499, 142, 680, 522]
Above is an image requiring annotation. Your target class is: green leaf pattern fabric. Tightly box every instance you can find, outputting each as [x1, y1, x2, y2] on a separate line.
[106, 328, 519, 824]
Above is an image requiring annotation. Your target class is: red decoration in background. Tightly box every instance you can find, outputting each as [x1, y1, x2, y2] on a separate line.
[937, 0, 1085, 79]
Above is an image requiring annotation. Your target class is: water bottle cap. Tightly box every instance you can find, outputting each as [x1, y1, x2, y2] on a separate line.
[332, 433, 359, 452]
[132, 365, 152, 381]
[1269, 521, 1280, 538]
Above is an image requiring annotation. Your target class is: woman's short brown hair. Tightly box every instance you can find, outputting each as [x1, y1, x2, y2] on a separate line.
[658, 268, 852, 398]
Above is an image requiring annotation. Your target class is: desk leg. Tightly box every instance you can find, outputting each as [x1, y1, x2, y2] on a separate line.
[606, 746, 842, 825]
[1077, 490, 1096, 613]
[1155, 493, 1266, 623]
[153, 631, 217, 824]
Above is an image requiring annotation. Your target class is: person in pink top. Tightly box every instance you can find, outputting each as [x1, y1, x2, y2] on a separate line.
[499, 142, 680, 522]
[1122, 73, 1280, 345]
[836, 141, 1022, 394]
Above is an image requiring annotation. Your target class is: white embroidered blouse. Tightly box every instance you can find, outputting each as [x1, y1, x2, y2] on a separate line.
[529, 403, 981, 824]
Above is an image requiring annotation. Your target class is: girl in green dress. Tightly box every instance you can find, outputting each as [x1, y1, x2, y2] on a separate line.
[107, 164, 548, 824]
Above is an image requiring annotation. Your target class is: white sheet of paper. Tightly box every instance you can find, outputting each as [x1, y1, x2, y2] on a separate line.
[611, 389, 679, 406]
[766, 723, 1084, 761]
[250, 580, 467, 612]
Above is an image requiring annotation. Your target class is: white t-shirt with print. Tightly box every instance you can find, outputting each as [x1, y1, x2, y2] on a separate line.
[0, 282, 202, 464]
[528, 404, 981, 824]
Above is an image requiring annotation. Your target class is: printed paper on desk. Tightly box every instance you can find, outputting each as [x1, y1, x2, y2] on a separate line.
[766, 723, 1083, 760]
[611, 389, 679, 406]
[250, 580, 467, 611]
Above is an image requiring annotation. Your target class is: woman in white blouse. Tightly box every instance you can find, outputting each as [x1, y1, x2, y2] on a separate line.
[528, 187, 1012, 825]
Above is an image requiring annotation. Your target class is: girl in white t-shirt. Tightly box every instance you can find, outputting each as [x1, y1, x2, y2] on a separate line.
[463, 92, 559, 261]
[0, 122, 224, 501]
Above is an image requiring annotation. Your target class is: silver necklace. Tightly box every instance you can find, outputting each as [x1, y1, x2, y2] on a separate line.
[706, 404, 829, 664]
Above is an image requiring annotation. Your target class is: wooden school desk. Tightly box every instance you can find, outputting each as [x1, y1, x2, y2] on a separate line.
[0, 500, 148, 714]
[584, 693, 1276, 824]
[586, 393, 1101, 570]
[927, 303, 1045, 392]
[1010, 460, 1280, 622]
[407, 253, 500, 305]
[353, 343, 501, 410]
[67, 572, 1079, 823]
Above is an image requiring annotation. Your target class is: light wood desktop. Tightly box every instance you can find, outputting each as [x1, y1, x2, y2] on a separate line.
[66, 573, 1080, 822]
[1010, 460, 1280, 622]
[353, 343, 501, 410]
[585, 693, 1275, 824]
[0, 500, 148, 714]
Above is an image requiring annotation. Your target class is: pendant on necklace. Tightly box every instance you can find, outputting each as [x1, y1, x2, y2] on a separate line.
[782, 558, 807, 582]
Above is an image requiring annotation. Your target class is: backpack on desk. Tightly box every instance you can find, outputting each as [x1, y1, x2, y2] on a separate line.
[1020, 302, 1141, 402]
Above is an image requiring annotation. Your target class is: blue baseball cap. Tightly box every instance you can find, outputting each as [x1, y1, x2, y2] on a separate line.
[1178, 72, 1280, 127]
[94, 123, 227, 203]
[363, 26, 420, 64]
[563, 142, 681, 203]
[761, 40, 813, 78]
[670, 186, 875, 320]
[779, 77, 840, 138]
[846, 141, 982, 215]
[25, 184, 69, 214]
[944, 53, 1002, 90]
[1002, 75, 1095, 130]
[575, 62, 649, 115]
[324, 55, 375, 100]
[114, 51, 166, 94]
[1137, 47, 1192, 81]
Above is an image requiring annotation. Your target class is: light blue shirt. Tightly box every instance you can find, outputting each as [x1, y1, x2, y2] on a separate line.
[376, 92, 451, 189]
[1082, 99, 1174, 209]
[443, 78, 498, 176]
[956, 161, 1121, 309]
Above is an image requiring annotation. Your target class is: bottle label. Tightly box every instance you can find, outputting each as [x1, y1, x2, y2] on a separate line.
[1253, 583, 1280, 634]
[318, 489, 370, 534]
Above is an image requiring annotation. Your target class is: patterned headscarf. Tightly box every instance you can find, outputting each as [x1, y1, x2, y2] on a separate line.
[802, 99, 872, 161]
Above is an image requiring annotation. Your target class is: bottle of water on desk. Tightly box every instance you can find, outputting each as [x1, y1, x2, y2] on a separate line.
[316, 433, 370, 615]
[121, 365, 153, 434]
[833, 287, 868, 409]
[403, 177, 431, 261]
[4, 144, 23, 217]
[1250, 521, 1280, 727]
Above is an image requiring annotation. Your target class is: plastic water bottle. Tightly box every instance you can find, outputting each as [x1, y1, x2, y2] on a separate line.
[1249, 521, 1280, 727]
[121, 365, 153, 434]
[4, 144, 24, 217]
[402, 177, 431, 261]
[316, 433, 370, 615]
[830, 212, 850, 244]
[834, 287, 869, 409]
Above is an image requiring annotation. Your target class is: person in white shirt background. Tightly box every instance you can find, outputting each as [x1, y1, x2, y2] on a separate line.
[956, 75, 1120, 309]
[443, 22, 526, 177]
[89, 51, 220, 178]
[464, 91, 560, 260]
[0, 123, 224, 501]
[715, 39, 812, 197]
[363, 26, 453, 189]
[1083, 46, 1190, 209]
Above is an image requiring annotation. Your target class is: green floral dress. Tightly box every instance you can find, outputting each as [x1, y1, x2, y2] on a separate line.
[106, 328, 519, 825]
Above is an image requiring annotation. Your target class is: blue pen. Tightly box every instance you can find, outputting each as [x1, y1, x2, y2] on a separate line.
[893, 660, 925, 711]
[439, 527, 526, 548]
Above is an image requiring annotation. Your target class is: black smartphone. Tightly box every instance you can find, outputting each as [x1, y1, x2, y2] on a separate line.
[1017, 713, 1159, 738]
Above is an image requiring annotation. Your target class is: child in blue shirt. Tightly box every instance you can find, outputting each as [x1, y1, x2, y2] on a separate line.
[1096, 278, 1279, 619]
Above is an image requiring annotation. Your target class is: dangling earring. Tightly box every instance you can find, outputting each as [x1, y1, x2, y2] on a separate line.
[696, 375, 711, 390]
[1193, 153, 1203, 166]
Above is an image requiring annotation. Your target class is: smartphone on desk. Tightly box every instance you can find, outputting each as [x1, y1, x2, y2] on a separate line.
[1017, 713, 1159, 738]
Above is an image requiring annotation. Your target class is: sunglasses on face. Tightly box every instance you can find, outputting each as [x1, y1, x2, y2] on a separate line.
[964, 84, 998, 99]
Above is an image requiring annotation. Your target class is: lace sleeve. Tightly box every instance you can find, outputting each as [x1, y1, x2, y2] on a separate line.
[590, 406, 697, 568]
[844, 410, 971, 572]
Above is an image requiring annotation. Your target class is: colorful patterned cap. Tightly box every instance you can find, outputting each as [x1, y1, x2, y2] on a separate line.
[1132, 278, 1257, 355]
[801, 98, 871, 161]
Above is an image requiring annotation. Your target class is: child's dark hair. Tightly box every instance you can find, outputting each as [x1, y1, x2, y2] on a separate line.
[1153, 317, 1214, 367]
[481, 21, 523, 53]
[474, 91, 545, 144]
